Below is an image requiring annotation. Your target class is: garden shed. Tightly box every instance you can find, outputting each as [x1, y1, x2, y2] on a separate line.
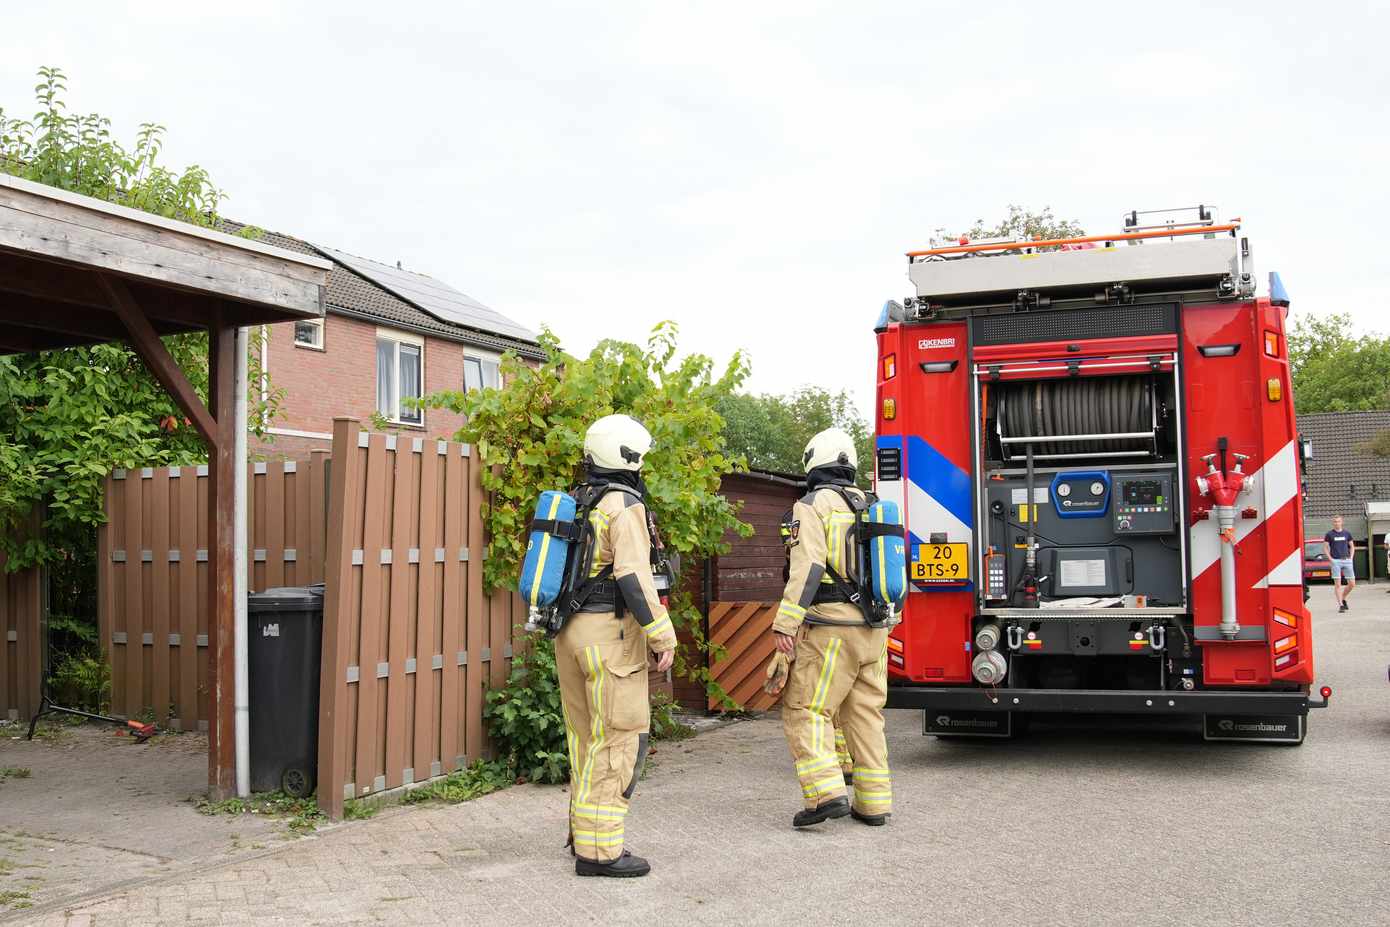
[674, 468, 804, 712]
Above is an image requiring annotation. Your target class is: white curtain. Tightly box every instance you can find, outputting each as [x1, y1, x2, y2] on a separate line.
[399, 343, 422, 423]
[376, 339, 395, 418]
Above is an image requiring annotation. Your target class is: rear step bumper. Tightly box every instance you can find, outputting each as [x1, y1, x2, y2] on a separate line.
[886, 686, 1330, 715]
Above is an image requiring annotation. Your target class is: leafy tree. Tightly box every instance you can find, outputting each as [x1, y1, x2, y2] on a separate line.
[427, 321, 752, 709]
[1287, 312, 1390, 415]
[1, 67, 277, 706]
[716, 387, 872, 486]
[967, 205, 1086, 244]
[428, 322, 751, 593]
[0, 67, 271, 574]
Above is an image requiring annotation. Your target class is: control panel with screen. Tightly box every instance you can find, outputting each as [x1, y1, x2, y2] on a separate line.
[1113, 474, 1176, 535]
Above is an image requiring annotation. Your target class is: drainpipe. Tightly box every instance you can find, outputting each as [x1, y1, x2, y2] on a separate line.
[234, 327, 251, 797]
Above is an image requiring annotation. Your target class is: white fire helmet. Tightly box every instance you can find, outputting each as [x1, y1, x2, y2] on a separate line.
[584, 414, 653, 472]
[803, 427, 858, 473]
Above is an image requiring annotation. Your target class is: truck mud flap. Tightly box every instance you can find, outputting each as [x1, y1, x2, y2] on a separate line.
[924, 710, 1013, 738]
[1203, 713, 1305, 744]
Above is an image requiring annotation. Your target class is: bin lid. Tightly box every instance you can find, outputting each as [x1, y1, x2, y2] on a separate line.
[248, 584, 326, 612]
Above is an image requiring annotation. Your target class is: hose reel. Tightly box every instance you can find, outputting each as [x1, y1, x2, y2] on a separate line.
[996, 376, 1161, 461]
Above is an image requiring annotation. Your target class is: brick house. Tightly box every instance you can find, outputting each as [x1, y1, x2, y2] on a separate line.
[221, 222, 543, 458]
[1300, 409, 1390, 574]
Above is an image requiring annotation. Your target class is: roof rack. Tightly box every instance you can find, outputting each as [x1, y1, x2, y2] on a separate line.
[906, 221, 1240, 260]
[905, 208, 1254, 307]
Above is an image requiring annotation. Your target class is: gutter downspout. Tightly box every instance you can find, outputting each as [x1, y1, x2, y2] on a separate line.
[234, 327, 251, 797]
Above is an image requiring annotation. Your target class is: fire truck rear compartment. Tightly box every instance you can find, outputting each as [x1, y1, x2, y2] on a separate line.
[978, 368, 1192, 693]
[984, 374, 1184, 607]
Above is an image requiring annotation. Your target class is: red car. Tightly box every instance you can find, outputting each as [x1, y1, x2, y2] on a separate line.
[1303, 539, 1332, 582]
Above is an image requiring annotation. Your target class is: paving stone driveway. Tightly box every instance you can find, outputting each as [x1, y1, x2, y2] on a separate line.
[11, 597, 1390, 926]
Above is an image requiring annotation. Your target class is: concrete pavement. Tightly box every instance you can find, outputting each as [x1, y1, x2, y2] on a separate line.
[6, 593, 1389, 927]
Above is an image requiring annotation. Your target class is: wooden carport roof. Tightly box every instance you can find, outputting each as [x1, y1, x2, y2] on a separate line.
[0, 172, 331, 797]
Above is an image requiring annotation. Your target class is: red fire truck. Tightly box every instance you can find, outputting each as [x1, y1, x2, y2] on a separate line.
[874, 207, 1331, 743]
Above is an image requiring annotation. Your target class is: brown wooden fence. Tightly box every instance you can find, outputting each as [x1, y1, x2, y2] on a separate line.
[317, 418, 520, 819]
[0, 548, 43, 722]
[707, 601, 779, 712]
[99, 453, 330, 728]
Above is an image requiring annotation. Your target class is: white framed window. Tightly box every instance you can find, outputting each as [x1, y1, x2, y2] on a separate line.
[376, 329, 425, 425]
[294, 317, 324, 349]
[463, 350, 501, 393]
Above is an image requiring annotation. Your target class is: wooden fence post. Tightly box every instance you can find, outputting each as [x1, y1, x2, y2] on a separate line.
[317, 418, 361, 819]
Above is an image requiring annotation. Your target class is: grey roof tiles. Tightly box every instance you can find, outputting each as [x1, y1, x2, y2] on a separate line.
[1298, 410, 1390, 518]
[217, 220, 543, 359]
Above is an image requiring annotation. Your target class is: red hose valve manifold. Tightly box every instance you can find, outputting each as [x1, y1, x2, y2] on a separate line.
[1195, 451, 1253, 506]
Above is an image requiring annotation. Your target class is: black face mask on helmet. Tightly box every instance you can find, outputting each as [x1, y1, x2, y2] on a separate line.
[806, 464, 857, 491]
[584, 462, 646, 496]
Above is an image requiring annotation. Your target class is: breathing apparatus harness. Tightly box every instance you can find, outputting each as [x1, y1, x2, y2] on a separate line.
[788, 477, 899, 629]
[527, 477, 675, 637]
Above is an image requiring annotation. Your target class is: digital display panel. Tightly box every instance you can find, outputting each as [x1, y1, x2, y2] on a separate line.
[1122, 480, 1163, 505]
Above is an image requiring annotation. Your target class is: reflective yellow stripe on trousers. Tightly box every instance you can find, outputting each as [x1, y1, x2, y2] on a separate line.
[799, 634, 842, 804]
[577, 645, 606, 805]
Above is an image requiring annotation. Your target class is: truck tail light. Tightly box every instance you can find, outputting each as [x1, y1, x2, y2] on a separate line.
[1264, 331, 1281, 356]
[1273, 633, 1297, 655]
[1267, 378, 1282, 401]
[882, 354, 896, 380]
[882, 398, 896, 420]
[1273, 609, 1298, 628]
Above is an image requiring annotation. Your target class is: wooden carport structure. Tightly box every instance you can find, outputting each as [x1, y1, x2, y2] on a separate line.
[0, 173, 330, 797]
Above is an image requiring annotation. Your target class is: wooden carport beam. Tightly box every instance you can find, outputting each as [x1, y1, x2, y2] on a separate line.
[98, 272, 238, 799]
[206, 322, 237, 800]
[100, 275, 219, 446]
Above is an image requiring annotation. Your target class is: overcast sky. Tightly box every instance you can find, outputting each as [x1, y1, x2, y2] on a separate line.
[4, 1, 1386, 414]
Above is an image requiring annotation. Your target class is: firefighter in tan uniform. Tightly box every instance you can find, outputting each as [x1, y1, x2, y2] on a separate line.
[774, 428, 892, 827]
[555, 414, 677, 878]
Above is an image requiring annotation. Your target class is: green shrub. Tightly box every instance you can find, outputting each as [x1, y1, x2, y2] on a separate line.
[425, 324, 753, 707]
[483, 635, 569, 784]
[402, 759, 512, 805]
[650, 692, 695, 742]
[50, 650, 109, 712]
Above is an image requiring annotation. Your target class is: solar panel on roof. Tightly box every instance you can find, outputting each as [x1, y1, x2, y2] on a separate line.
[319, 247, 536, 343]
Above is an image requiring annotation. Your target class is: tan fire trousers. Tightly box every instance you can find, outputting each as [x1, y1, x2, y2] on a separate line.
[556, 611, 651, 862]
[783, 623, 891, 815]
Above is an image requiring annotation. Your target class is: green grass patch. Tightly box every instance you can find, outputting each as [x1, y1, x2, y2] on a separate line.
[343, 798, 382, 821]
[0, 767, 31, 782]
[194, 791, 326, 835]
[402, 759, 513, 806]
[0, 889, 32, 910]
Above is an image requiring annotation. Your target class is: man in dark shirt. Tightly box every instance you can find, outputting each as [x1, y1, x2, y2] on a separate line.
[1324, 515, 1356, 612]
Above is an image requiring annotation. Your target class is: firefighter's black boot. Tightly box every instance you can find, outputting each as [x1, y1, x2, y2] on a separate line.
[576, 850, 651, 878]
[850, 807, 890, 827]
[793, 796, 850, 828]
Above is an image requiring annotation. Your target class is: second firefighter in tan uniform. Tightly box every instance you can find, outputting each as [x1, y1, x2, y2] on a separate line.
[555, 414, 677, 878]
[774, 427, 892, 827]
